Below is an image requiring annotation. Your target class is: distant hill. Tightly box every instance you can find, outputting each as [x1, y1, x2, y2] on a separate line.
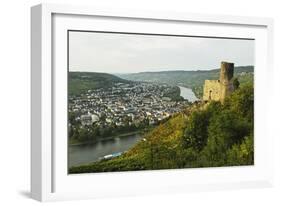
[69, 66, 254, 97]
[117, 66, 254, 98]
[117, 66, 254, 83]
[69, 72, 130, 96]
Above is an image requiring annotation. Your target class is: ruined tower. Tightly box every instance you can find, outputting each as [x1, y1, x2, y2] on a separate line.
[219, 62, 234, 102]
[203, 62, 235, 102]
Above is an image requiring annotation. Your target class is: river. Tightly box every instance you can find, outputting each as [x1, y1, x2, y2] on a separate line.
[178, 86, 198, 102]
[69, 133, 142, 167]
[69, 86, 198, 167]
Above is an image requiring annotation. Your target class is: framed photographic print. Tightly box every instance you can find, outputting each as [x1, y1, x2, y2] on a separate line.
[31, 3, 274, 201]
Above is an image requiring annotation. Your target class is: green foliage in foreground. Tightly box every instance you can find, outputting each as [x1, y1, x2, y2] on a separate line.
[69, 84, 254, 173]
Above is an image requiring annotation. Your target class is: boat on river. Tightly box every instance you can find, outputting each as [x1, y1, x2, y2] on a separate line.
[99, 152, 123, 160]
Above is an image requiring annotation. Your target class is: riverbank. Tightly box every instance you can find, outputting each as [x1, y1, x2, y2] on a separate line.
[68, 105, 194, 167]
[70, 84, 254, 173]
[68, 130, 145, 167]
[178, 86, 199, 102]
[69, 130, 146, 146]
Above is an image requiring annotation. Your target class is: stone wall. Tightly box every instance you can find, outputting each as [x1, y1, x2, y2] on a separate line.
[219, 62, 234, 102]
[203, 62, 235, 102]
[220, 82, 234, 102]
[203, 80, 221, 101]
[220, 62, 234, 84]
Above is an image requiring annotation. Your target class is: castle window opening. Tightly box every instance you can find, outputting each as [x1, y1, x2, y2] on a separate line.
[209, 90, 212, 100]
[203, 61, 235, 103]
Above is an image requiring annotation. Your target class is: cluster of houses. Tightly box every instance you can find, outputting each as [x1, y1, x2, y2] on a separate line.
[69, 82, 189, 129]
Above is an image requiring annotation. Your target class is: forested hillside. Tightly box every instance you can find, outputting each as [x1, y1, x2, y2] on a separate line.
[69, 72, 130, 96]
[69, 82, 254, 174]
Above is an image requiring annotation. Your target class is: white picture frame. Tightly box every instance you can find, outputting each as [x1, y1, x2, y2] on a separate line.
[31, 3, 274, 202]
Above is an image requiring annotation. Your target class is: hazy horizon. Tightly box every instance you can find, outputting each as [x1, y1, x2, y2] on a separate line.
[69, 31, 255, 73]
[69, 65, 254, 74]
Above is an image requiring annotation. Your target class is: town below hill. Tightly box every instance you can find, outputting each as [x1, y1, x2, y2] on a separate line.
[117, 66, 254, 98]
[68, 66, 254, 172]
[69, 81, 254, 173]
[69, 80, 188, 145]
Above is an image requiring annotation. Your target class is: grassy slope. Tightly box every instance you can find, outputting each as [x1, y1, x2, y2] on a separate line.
[69, 106, 196, 173]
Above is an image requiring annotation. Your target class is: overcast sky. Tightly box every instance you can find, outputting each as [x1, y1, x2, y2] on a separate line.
[69, 31, 254, 73]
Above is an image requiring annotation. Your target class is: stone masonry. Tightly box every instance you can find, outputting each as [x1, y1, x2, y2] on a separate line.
[203, 62, 234, 102]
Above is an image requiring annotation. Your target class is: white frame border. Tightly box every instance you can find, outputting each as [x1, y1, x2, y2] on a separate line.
[31, 3, 274, 202]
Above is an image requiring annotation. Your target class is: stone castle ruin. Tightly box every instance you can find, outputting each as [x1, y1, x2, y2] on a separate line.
[203, 62, 235, 102]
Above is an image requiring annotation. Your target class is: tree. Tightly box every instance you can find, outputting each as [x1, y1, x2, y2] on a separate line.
[199, 109, 251, 166]
[233, 77, 240, 90]
[183, 101, 221, 151]
[77, 127, 91, 142]
[99, 113, 106, 122]
[226, 134, 254, 165]
[183, 110, 210, 151]
[224, 83, 254, 122]
[69, 111, 81, 126]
